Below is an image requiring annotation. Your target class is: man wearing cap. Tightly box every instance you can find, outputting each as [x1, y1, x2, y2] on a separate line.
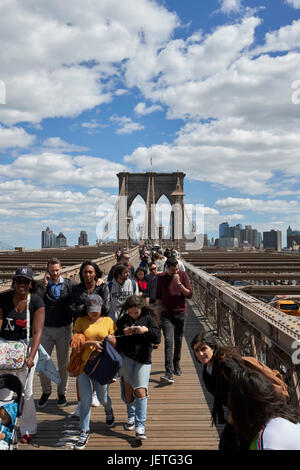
[155, 257, 192, 384]
[36, 257, 78, 408]
[0, 266, 45, 443]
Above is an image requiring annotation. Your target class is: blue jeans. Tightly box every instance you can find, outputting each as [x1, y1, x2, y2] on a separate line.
[119, 355, 151, 433]
[77, 373, 112, 432]
[161, 312, 187, 374]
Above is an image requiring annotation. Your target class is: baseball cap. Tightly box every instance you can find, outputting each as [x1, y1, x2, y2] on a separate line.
[13, 266, 34, 281]
[86, 294, 103, 312]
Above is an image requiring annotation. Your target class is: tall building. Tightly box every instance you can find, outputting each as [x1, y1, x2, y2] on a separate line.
[41, 227, 57, 248]
[78, 230, 89, 246]
[219, 237, 239, 249]
[240, 225, 258, 248]
[287, 226, 300, 249]
[56, 232, 67, 248]
[219, 222, 229, 238]
[224, 225, 241, 245]
[263, 230, 282, 251]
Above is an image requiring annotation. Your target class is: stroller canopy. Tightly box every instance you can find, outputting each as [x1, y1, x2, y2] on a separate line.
[0, 374, 23, 417]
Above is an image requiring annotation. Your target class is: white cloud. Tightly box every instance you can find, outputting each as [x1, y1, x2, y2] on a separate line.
[0, 0, 178, 125]
[215, 197, 300, 214]
[42, 137, 89, 153]
[134, 102, 163, 115]
[285, 0, 300, 9]
[0, 125, 36, 150]
[124, 117, 300, 195]
[219, 0, 242, 14]
[0, 153, 127, 188]
[254, 19, 300, 53]
[110, 115, 144, 134]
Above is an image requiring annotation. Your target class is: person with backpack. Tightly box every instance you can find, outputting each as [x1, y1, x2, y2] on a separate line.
[108, 264, 139, 323]
[70, 260, 110, 413]
[109, 295, 161, 443]
[71, 294, 116, 450]
[191, 331, 289, 450]
[228, 368, 300, 450]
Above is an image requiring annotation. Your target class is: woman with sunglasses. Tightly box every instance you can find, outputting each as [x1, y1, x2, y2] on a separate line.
[0, 266, 45, 444]
[109, 295, 161, 444]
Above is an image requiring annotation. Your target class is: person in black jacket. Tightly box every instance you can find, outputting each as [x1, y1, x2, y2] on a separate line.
[70, 260, 110, 412]
[191, 331, 250, 450]
[70, 260, 109, 320]
[36, 257, 77, 408]
[109, 295, 161, 443]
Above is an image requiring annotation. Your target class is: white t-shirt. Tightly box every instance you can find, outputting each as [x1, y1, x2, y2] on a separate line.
[261, 417, 300, 450]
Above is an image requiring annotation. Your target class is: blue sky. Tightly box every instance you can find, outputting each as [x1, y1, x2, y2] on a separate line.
[1, 0, 300, 249]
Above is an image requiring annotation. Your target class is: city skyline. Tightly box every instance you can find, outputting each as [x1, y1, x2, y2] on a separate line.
[1, 1, 300, 249]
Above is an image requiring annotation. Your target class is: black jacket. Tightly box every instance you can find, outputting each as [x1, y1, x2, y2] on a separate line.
[202, 357, 243, 424]
[36, 278, 78, 327]
[115, 312, 161, 365]
[70, 282, 110, 321]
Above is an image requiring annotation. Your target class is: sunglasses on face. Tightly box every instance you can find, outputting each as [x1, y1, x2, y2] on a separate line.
[150, 267, 157, 271]
[15, 278, 30, 285]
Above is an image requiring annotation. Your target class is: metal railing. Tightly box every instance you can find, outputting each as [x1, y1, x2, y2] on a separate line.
[183, 259, 300, 405]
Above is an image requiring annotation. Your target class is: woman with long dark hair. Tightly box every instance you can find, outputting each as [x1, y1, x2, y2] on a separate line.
[0, 266, 45, 443]
[191, 331, 251, 450]
[71, 260, 110, 411]
[71, 260, 109, 318]
[109, 295, 160, 444]
[228, 368, 300, 450]
[134, 267, 149, 301]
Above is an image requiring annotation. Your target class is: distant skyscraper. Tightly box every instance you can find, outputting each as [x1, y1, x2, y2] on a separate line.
[240, 225, 258, 248]
[56, 232, 67, 248]
[287, 226, 300, 248]
[224, 225, 241, 245]
[41, 226, 57, 248]
[263, 230, 282, 251]
[78, 230, 89, 246]
[219, 222, 229, 238]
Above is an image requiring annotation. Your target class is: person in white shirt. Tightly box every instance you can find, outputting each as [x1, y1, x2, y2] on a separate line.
[228, 368, 300, 450]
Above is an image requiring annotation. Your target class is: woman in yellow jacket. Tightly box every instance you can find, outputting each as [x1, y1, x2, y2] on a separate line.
[72, 294, 116, 450]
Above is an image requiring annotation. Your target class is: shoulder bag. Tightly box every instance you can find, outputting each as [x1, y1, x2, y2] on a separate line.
[84, 337, 123, 385]
[0, 295, 30, 371]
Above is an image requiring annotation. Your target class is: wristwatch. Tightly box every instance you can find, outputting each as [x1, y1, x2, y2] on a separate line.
[177, 283, 183, 287]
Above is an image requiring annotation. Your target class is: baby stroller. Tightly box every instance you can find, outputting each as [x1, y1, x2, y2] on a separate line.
[0, 374, 24, 450]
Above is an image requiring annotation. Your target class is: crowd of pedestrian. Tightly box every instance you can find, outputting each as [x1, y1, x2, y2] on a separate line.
[0, 242, 299, 451]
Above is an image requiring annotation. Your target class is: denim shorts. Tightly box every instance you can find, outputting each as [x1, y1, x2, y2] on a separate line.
[119, 354, 151, 391]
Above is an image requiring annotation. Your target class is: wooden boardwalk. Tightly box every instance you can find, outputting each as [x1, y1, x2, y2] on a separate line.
[18, 303, 220, 451]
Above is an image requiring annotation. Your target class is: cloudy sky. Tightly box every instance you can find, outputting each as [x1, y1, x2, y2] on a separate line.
[1, 0, 300, 248]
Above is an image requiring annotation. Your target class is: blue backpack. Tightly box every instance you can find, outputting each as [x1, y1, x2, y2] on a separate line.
[83, 337, 123, 385]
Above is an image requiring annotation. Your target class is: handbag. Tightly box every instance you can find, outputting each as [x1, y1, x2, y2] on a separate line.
[0, 295, 30, 371]
[84, 337, 123, 385]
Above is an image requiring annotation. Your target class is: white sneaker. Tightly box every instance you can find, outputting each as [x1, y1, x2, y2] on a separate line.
[74, 430, 89, 450]
[91, 392, 100, 407]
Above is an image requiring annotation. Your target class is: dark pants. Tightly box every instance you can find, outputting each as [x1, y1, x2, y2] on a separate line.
[161, 312, 187, 374]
